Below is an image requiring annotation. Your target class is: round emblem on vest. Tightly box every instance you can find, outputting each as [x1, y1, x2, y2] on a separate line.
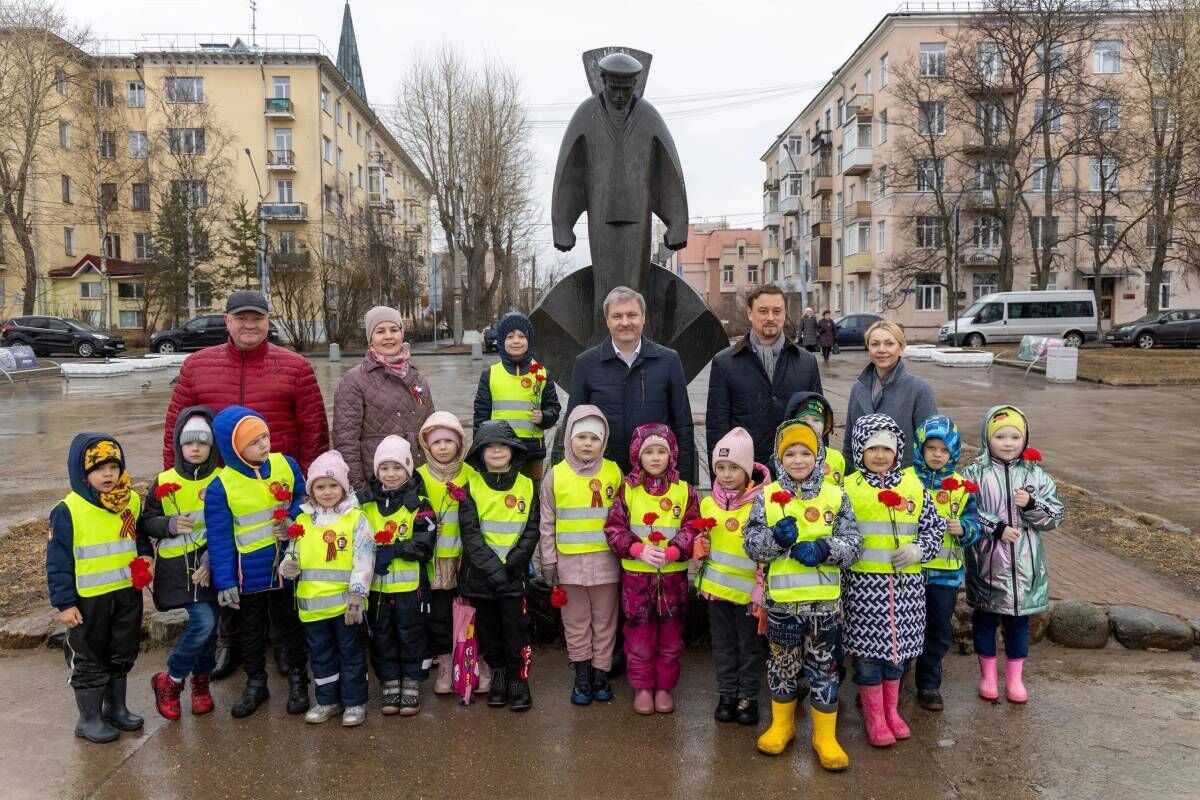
[659, 498, 672, 511]
[724, 517, 739, 531]
[270, 481, 283, 495]
[589, 479, 601, 491]
[384, 520, 398, 534]
[804, 506, 821, 523]
[824, 509, 834, 524]
[936, 491, 950, 504]
[505, 494, 518, 508]
[905, 498, 915, 514]
[517, 499, 526, 513]
[323, 530, 336, 544]
[605, 485, 614, 498]
[521, 377, 533, 389]
[672, 504, 681, 518]
[951, 502, 960, 515]
[198, 487, 207, 500]
[833, 472, 842, 483]
[337, 536, 348, 551]
[398, 523, 408, 536]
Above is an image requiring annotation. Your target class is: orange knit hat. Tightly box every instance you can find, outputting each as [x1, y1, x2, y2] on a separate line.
[232, 415, 269, 458]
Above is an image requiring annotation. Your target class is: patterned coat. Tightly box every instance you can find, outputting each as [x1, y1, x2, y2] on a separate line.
[841, 414, 945, 663]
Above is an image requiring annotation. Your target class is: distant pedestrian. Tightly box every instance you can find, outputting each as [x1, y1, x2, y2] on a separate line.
[799, 307, 820, 353]
[816, 310, 837, 363]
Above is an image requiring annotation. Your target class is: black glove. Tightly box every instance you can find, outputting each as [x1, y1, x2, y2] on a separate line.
[374, 544, 395, 576]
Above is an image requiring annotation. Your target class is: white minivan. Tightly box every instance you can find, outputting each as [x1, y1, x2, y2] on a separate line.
[938, 290, 1097, 348]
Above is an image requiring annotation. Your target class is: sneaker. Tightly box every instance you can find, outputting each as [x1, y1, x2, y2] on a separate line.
[304, 703, 343, 724]
[151, 673, 183, 721]
[190, 674, 215, 716]
[399, 678, 421, 717]
[714, 695, 737, 723]
[918, 689, 944, 712]
[230, 679, 270, 719]
[570, 661, 594, 706]
[486, 667, 509, 707]
[735, 697, 760, 726]
[592, 668, 614, 702]
[342, 705, 366, 727]
[381, 680, 402, 715]
[434, 654, 454, 695]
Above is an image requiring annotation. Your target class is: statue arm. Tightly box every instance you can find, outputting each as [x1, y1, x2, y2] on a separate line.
[551, 107, 591, 251]
[651, 128, 689, 251]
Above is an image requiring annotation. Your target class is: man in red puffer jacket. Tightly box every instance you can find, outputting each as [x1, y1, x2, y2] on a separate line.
[162, 290, 329, 682]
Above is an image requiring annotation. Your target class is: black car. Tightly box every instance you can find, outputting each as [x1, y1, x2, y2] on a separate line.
[482, 320, 501, 353]
[833, 313, 883, 348]
[150, 314, 282, 353]
[1, 315, 126, 358]
[1105, 309, 1200, 349]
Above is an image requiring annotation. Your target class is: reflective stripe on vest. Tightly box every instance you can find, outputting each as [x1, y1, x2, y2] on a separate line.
[622, 481, 690, 574]
[488, 362, 544, 440]
[914, 467, 969, 572]
[762, 480, 843, 602]
[363, 502, 421, 594]
[220, 453, 291, 555]
[64, 491, 142, 598]
[419, 463, 476, 559]
[294, 510, 363, 622]
[468, 472, 533, 564]
[845, 471, 925, 574]
[155, 467, 219, 559]
[553, 459, 621, 555]
[696, 496, 756, 604]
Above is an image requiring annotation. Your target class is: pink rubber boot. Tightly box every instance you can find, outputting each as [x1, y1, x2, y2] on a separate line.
[1005, 658, 1028, 704]
[881, 679, 911, 740]
[978, 655, 999, 701]
[859, 684, 896, 747]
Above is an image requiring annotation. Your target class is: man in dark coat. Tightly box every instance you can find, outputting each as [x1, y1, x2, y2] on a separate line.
[566, 287, 696, 483]
[705, 285, 823, 469]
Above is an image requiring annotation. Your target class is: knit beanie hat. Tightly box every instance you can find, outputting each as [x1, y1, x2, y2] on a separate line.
[179, 414, 213, 446]
[777, 423, 819, 460]
[424, 426, 459, 448]
[639, 433, 670, 457]
[306, 450, 351, 498]
[83, 438, 124, 474]
[364, 305, 404, 341]
[712, 426, 754, 479]
[986, 406, 1026, 441]
[373, 435, 414, 479]
[232, 415, 269, 458]
[571, 416, 606, 440]
[863, 429, 898, 453]
[497, 312, 534, 346]
[795, 398, 828, 428]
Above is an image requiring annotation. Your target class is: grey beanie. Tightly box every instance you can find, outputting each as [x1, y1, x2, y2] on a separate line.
[364, 306, 404, 341]
[179, 415, 213, 445]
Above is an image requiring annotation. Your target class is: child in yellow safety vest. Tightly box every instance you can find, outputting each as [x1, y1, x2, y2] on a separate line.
[785, 391, 846, 488]
[360, 435, 436, 717]
[744, 420, 861, 771]
[48, 434, 153, 744]
[538, 405, 623, 706]
[841, 414, 945, 749]
[278, 450, 375, 727]
[603, 422, 700, 716]
[693, 426, 770, 727]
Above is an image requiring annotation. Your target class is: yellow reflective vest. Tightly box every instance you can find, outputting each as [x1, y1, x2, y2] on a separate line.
[294, 509, 365, 623]
[622, 481, 690, 574]
[488, 362, 543, 441]
[363, 502, 420, 594]
[219, 453, 291, 556]
[64, 491, 142, 598]
[823, 449, 847, 487]
[418, 462, 477, 560]
[844, 470, 925, 574]
[552, 459, 621, 555]
[696, 496, 756, 604]
[903, 467, 969, 572]
[762, 481, 843, 602]
[468, 472, 533, 564]
[154, 467, 219, 560]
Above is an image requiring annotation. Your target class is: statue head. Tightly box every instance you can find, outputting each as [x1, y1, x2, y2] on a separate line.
[598, 52, 642, 111]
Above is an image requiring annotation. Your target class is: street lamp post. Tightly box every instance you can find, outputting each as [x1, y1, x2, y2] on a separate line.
[244, 148, 270, 302]
[451, 180, 465, 345]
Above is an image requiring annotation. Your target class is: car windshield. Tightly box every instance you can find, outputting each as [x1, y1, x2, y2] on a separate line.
[962, 301, 987, 318]
[1126, 313, 1163, 324]
[65, 319, 100, 332]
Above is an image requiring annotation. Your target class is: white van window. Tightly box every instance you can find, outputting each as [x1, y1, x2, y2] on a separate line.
[976, 303, 1004, 323]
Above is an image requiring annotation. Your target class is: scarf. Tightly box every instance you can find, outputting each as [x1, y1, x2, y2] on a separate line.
[750, 331, 784, 383]
[99, 473, 134, 514]
[369, 343, 412, 378]
[83, 440, 134, 514]
[710, 463, 771, 510]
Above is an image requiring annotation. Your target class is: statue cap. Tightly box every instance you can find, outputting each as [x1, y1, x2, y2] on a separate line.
[598, 52, 643, 77]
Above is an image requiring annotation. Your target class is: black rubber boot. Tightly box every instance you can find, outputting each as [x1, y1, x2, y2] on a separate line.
[286, 669, 310, 715]
[102, 676, 144, 731]
[714, 695, 737, 723]
[508, 678, 532, 712]
[230, 678, 270, 719]
[211, 644, 240, 681]
[74, 688, 119, 743]
[570, 661, 594, 706]
[486, 667, 509, 707]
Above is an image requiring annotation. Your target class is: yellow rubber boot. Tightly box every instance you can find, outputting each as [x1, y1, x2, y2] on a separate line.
[756, 700, 797, 755]
[810, 707, 850, 771]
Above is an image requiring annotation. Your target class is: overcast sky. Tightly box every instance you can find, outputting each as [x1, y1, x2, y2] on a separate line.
[60, 0, 902, 266]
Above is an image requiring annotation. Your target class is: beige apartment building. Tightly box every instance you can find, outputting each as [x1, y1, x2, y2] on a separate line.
[666, 222, 764, 323]
[761, 2, 1200, 341]
[0, 4, 430, 339]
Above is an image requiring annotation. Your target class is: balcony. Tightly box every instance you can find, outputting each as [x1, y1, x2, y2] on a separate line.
[815, 265, 832, 283]
[848, 93, 873, 119]
[762, 245, 780, 262]
[967, 188, 1011, 210]
[784, 236, 800, 252]
[810, 166, 832, 197]
[259, 201, 308, 221]
[264, 97, 294, 118]
[265, 149, 295, 171]
[763, 178, 780, 192]
[781, 194, 801, 216]
[962, 130, 1010, 154]
[845, 252, 872, 274]
[368, 151, 393, 175]
[763, 210, 781, 228]
[842, 143, 872, 175]
[958, 248, 1000, 265]
[846, 201, 872, 222]
[967, 73, 1015, 96]
[811, 237, 832, 269]
[270, 250, 310, 269]
[368, 191, 388, 208]
[811, 128, 832, 146]
[811, 208, 832, 238]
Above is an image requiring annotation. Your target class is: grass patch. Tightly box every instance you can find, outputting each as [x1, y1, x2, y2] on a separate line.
[980, 344, 1200, 385]
[0, 520, 50, 620]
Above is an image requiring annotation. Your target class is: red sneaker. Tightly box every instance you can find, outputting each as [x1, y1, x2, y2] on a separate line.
[151, 672, 183, 721]
[191, 674, 215, 715]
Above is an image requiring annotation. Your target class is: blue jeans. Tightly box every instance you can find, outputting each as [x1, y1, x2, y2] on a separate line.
[916, 584, 958, 690]
[852, 656, 906, 686]
[167, 601, 219, 680]
[305, 617, 368, 707]
[972, 611, 1029, 659]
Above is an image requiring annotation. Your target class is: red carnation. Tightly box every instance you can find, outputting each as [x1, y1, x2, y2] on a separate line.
[272, 487, 293, 503]
[374, 530, 394, 546]
[549, 586, 569, 609]
[286, 524, 305, 540]
[694, 517, 719, 532]
[770, 490, 794, 508]
[273, 508, 288, 521]
[941, 477, 961, 491]
[963, 480, 979, 494]
[529, 361, 543, 374]
[1022, 447, 1043, 463]
[536, 374, 547, 383]
[878, 489, 905, 509]
[129, 557, 152, 590]
[447, 482, 468, 503]
[642, 512, 659, 525]
[648, 531, 667, 544]
[154, 482, 182, 500]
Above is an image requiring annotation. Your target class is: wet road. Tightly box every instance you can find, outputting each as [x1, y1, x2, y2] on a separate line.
[0, 643, 1196, 800]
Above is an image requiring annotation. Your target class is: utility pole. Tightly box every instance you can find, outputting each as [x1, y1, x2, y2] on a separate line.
[451, 180, 464, 345]
[529, 252, 537, 310]
[245, 148, 270, 302]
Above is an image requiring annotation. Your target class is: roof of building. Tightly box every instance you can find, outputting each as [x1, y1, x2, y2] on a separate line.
[48, 254, 144, 279]
[672, 224, 763, 266]
[336, 2, 367, 103]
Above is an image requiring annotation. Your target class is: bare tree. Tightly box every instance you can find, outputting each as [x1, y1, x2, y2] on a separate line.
[0, 2, 90, 313]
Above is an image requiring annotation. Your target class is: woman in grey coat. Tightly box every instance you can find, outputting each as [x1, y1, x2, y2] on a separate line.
[799, 307, 820, 352]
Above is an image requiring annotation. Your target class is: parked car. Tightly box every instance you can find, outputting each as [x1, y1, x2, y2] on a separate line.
[482, 320, 501, 353]
[0, 315, 125, 358]
[938, 290, 1097, 348]
[150, 314, 281, 353]
[1105, 309, 1200, 349]
[833, 313, 883, 348]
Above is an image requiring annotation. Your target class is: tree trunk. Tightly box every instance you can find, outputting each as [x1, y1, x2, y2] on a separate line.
[8, 213, 38, 314]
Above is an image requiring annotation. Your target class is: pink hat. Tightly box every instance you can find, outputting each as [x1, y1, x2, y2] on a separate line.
[423, 426, 460, 448]
[306, 450, 351, 498]
[712, 426, 754, 480]
[373, 435, 414, 479]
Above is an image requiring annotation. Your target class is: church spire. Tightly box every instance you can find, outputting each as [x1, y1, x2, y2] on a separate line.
[336, 2, 367, 102]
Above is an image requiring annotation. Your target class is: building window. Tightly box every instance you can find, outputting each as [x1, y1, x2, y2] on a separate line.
[276, 179, 294, 203]
[1090, 157, 1119, 191]
[337, 147, 344, 172]
[747, 264, 759, 284]
[1034, 99, 1062, 133]
[320, 85, 331, 112]
[167, 128, 206, 155]
[357, 165, 364, 188]
[59, 120, 71, 148]
[1032, 159, 1061, 191]
[272, 76, 291, 98]
[878, 109, 887, 143]
[126, 81, 144, 107]
[1031, 216, 1059, 248]
[917, 101, 945, 135]
[171, 180, 208, 207]
[975, 160, 1002, 190]
[877, 220, 886, 252]
[102, 234, 121, 259]
[95, 80, 114, 107]
[322, 136, 332, 162]
[846, 222, 870, 255]
[117, 281, 144, 299]
[864, 69, 872, 94]
[61, 175, 71, 203]
[974, 216, 1001, 249]
[1093, 98, 1120, 131]
[323, 233, 336, 259]
[977, 41, 1004, 81]
[877, 166, 887, 197]
[118, 310, 145, 330]
[1152, 98, 1177, 131]
[324, 185, 335, 211]
[1094, 40, 1121, 74]
[1146, 271, 1172, 308]
[165, 76, 203, 103]
[98, 131, 116, 159]
[1037, 40, 1065, 73]
[1147, 218, 1173, 248]
[55, 67, 67, 95]
[101, 183, 118, 211]
[722, 264, 734, 284]
[134, 232, 151, 260]
[132, 183, 150, 211]
[976, 100, 1003, 139]
[920, 43, 947, 78]
[916, 275, 943, 311]
[356, 121, 363, 145]
[80, 281, 101, 299]
[335, 99, 343, 125]
[879, 53, 889, 86]
[916, 217, 942, 249]
[128, 131, 149, 158]
[1090, 216, 1116, 248]
[973, 272, 999, 300]
[278, 231, 297, 253]
[916, 158, 944, 191]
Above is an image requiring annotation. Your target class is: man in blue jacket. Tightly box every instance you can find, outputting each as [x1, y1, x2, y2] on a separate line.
[205, 405, 309, 718]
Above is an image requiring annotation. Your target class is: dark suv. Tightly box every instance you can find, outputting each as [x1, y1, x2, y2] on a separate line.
[1, 315, 125, 358]
[150, 314, 282, 353]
